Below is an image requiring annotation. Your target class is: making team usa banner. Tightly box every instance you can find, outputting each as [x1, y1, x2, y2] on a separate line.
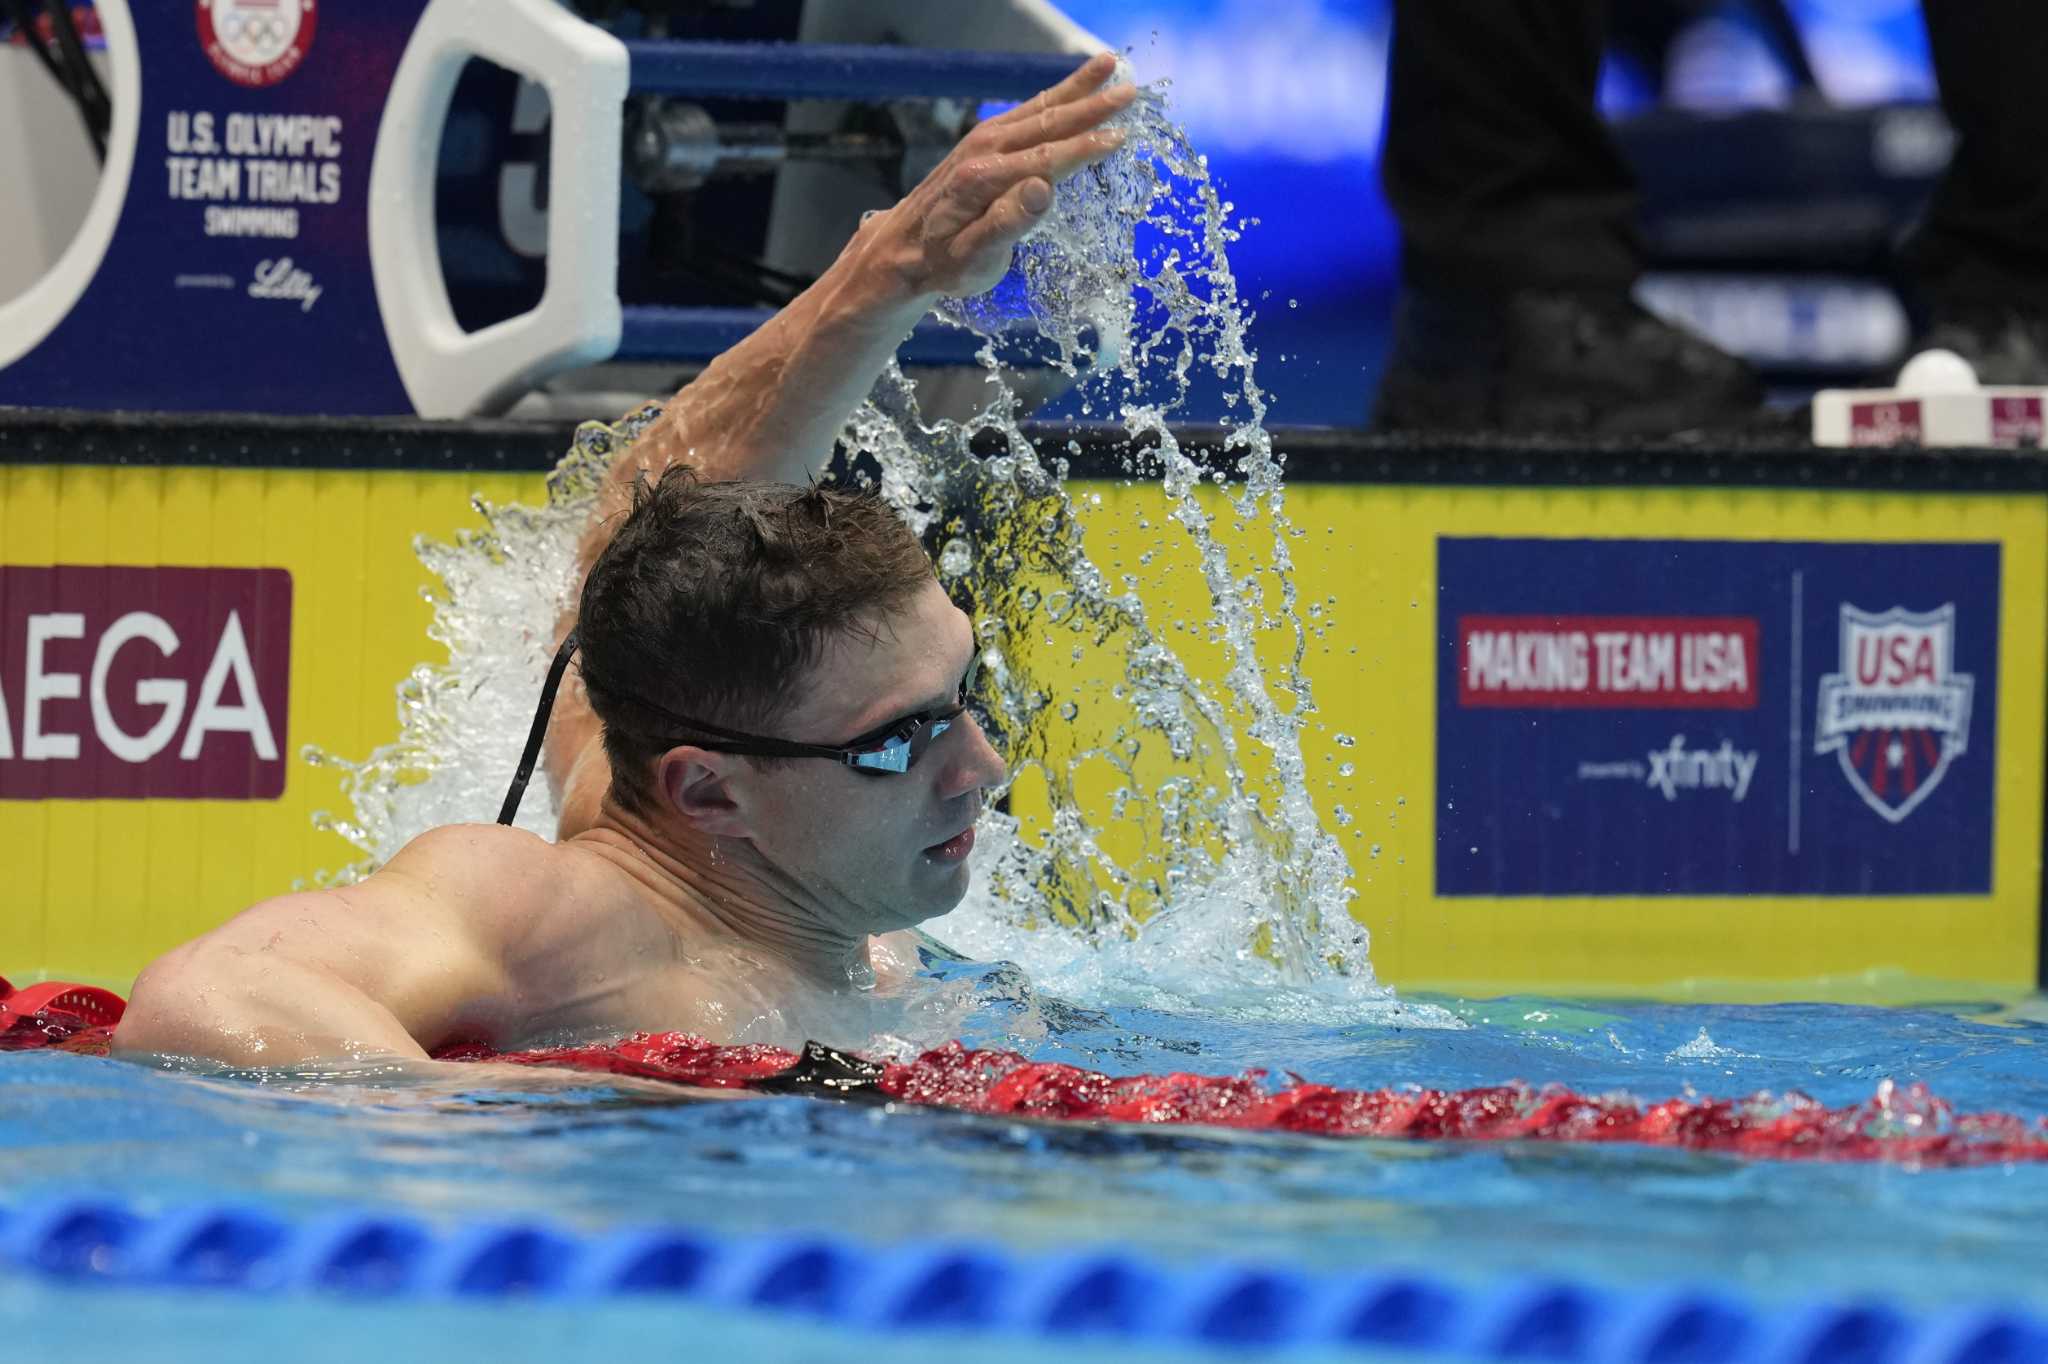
[1437, 537, 2001, 897]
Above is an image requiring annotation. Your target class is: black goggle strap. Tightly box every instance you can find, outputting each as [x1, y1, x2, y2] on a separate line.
[497, 628, 582, 827]
[626, 699, 854, 763]
[507, 648, 984, 802]
[644, 708, 828, 757]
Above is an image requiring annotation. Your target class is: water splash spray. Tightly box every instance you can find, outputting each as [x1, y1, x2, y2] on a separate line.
[309, 72, 1428, 1027]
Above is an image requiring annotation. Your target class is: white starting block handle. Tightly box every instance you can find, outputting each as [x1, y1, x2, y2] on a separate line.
[369, 0, 628, 418]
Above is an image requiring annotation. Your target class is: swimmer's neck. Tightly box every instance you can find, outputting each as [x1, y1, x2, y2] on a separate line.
[572, 798, 878, 989]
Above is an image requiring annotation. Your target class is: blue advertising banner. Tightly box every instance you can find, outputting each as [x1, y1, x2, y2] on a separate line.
[0, 0, 624, 418]
[0, 0, 422, 414]
[1436, 538, 2000, 897]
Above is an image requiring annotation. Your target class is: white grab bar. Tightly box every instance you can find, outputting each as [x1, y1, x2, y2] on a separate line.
[367, 0, 627, 418]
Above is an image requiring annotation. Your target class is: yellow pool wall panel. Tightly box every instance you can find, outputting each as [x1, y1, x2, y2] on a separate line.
[1, 464, 546, 989]
[1064, 479, 2045, 999]
[2, 463, 2040, 999]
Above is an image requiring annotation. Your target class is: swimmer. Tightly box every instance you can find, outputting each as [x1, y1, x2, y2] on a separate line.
[114, 55, 1136, 1067]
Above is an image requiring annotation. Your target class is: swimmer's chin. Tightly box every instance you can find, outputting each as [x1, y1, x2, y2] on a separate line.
[902, 861, 976, 928]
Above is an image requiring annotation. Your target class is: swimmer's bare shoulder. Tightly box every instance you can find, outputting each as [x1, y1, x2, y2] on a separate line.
[116, 821, 610, 1068]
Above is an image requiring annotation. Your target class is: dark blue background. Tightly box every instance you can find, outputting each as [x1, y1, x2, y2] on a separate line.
[1436, 537, 1999, 896]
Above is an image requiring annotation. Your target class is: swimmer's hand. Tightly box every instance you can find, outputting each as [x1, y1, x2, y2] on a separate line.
[560, 52, 1134, 677]
[864, 51, 1133, 300]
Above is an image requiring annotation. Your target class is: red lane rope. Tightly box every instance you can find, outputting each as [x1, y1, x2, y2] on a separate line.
[8, 985, 2047, 1167]
[480, 1034, 2048, 1167]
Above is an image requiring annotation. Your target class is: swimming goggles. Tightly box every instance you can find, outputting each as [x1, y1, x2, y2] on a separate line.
[498, 633, 983, 824]
[618, 649, 985, 776]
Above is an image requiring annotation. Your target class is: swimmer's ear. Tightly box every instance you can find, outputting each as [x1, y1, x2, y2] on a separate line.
[659, 747, 750, 836]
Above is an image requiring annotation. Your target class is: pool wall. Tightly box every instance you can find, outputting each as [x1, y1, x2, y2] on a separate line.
[3, 410, 2043, 999]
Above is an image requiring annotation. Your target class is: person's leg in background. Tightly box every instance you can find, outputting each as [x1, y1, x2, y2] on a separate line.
[1373, 0, 1760, 434]
[1902, 0, 2048, 382]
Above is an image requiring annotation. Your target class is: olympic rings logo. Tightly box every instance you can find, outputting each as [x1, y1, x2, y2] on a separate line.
[221, 9, 289, 50]
[223, 14, 277, 43]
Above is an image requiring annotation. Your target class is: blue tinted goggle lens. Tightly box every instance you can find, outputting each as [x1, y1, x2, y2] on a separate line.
[844, 654, 984, 775]
[847, 715, 955, 774]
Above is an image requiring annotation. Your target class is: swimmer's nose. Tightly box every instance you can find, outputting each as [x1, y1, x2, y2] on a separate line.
[938, 712, 1007, 798]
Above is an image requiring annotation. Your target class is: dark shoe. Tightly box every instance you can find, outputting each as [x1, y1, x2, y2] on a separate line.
[1910, 303, 2048, 386]
[1372, 286, 1764, 436]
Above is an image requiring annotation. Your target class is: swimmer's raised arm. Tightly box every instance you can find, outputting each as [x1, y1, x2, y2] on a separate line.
[542, 54, 1133, 823]
[620, 52, 1132, 490]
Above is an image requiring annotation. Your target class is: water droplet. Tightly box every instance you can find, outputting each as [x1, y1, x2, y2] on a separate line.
[937, 537, 973, 578]
[1337, 762, 1355, 778]
[1334, 733, 1356, 748]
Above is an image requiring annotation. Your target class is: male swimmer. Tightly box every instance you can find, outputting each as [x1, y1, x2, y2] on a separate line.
[114, 56, 1136, 1067]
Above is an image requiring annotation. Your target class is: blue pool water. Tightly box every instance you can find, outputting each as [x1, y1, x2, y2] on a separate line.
[4, 976, 2047, 1358]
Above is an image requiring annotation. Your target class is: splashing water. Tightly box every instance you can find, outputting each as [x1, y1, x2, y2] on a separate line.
[301, 435, 618, 881]
[310, 71, 1442, 1031]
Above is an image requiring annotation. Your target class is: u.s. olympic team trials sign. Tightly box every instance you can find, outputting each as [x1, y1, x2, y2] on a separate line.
[1436, 538, 1998, 896]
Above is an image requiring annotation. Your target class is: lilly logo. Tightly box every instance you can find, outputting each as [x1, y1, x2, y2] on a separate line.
[1814, 603, 1974, 823]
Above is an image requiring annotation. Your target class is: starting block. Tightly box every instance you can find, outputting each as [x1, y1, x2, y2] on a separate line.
[0, 0, 1095, 419]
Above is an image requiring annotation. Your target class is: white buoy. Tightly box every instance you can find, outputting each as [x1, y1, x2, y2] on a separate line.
[1896, 348, 1980, 394]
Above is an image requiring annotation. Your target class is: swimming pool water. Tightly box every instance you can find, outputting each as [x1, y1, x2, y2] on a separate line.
[4, 975, 2046, 1357]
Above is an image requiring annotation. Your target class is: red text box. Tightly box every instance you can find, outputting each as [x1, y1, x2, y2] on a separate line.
[1, 566, 292, 799]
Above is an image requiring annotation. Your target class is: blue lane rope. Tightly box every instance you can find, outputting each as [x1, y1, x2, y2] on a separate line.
[0, 1196, 2039, 1361]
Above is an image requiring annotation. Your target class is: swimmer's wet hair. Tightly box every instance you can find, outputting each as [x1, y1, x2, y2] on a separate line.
[576, 463, 935, 816]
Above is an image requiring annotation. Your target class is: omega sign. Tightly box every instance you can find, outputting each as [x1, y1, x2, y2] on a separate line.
[0, 567, 291, 799]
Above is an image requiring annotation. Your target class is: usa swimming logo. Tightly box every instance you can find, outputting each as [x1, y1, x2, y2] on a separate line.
[1813, 603, 1974, 823]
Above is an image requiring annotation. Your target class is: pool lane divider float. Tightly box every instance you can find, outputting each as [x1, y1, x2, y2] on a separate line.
[8, 981, 2048, 1169]
[1, 1196, 2043, 1364]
